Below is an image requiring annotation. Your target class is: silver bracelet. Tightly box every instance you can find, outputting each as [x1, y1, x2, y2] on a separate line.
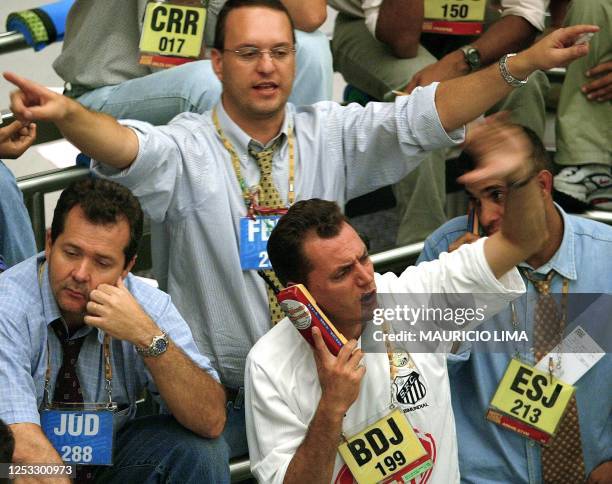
[499, 53, 528, 88]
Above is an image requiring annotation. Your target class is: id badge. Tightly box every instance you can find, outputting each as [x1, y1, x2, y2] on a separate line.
[422, 0, 486, 35]
[239, 216, 280, 270]
[486, 358, 575, 445]
[338, 408, 433, 484]
[40, 406, 115, 465]
[139, 0, 207, 68]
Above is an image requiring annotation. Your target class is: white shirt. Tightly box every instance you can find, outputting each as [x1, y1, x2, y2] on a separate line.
[328, 0, 550, 38]
[245, 238, 525, 483]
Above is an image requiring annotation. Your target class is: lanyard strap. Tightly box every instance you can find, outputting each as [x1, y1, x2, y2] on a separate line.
[382, 322, 401, 409]
[212, 108, 295, 211]
[38, 262, 114, 406]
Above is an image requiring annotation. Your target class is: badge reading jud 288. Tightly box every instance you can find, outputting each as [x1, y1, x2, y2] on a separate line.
[41, 409, 114, 465]
[487, 358, 575, 444]
[239, 216, 279, 270]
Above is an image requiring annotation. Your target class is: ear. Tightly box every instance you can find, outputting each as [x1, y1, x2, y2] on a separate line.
[536, 170, 553, 195]
[211, 48, 224, 82]
[44, 229, 52, 260]
[121, 256, 137, 279]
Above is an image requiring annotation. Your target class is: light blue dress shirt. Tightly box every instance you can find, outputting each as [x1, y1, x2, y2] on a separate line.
[417, 206, 612, 483]
[0, 253, 219, 431]
[92, 87, 465, 387]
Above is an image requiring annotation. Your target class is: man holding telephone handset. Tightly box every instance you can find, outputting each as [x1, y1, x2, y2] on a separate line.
[245, 121, 553, 483]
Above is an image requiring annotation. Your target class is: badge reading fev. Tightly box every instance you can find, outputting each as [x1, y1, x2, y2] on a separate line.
[139, 0, 206, 68]
[239, 216, 280, 270]
[338, 408, 432, 484]
[487, 358, 575, 445]
[423, 0, 487, 35]
[41, 409, 114, 465]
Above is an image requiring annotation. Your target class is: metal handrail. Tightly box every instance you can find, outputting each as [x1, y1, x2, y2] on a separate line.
[0, 31, 27, 54]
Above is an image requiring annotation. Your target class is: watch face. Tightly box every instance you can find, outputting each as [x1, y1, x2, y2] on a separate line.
[155, 338, 168, 353]
[467, 50, 480, 67]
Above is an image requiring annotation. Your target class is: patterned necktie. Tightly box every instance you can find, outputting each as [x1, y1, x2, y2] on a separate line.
[524, 270, 586, 484]
[249, 141, 285, 325]
[51, 319, 86, 404]
[51, 320, 95, 483]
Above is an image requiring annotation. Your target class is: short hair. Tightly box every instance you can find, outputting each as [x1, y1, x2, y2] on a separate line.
[0, 418, 14, 462]
[268, 199, 351, 286]
[458, 125, 553, 177]
[213, 0, 296, 50]
[50, 178, 143, 267]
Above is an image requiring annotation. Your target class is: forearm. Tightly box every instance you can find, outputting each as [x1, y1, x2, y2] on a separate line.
[280, 0, 326, 31]
[485, 178, 547, 278]
[56, 99, 138, 170]
[10, 423, 70, 484]
[145, 343, 227, 438]
[376, 0, 424, 58]
[472, 16, 538, 66]
[284, 399, 345, 484]
[435, 52, 533, 131]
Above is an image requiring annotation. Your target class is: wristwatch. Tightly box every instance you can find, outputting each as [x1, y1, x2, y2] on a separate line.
[136, 331, 169, 357]
[460, 45, 481, 71]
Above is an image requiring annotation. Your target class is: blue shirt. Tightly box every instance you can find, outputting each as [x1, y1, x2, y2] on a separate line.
[417, 207, 612, 483]
[0, 253, 219, 431]
[93, 90, 465, 387]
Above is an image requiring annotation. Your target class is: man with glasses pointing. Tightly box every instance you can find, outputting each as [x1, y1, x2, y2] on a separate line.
[5, 0, 597, 458]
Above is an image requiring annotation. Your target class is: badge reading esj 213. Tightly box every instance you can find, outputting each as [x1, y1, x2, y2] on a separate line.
[139, 0, 207, 68]
[487, 358, 575, 444]
[41, 409, 114, 465]
[338, 408, 432, 483]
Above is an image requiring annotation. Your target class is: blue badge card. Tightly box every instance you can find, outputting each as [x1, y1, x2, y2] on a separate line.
[239, 216, 280, 270]
[41, 409, 114, 465]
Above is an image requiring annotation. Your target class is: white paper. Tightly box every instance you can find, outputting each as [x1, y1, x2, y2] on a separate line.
[535, 325, 604, 385]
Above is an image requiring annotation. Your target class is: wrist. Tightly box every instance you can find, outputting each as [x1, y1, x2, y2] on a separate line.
[450, 49, 471, 76]
[506, 52, 534, 81]
[318, 394, 351, 421]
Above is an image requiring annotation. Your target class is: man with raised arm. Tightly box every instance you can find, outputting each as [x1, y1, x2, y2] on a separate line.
[4, 0, 597, 457]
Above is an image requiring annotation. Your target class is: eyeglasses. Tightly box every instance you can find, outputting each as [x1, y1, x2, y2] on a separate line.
[223, 46, 296, 62]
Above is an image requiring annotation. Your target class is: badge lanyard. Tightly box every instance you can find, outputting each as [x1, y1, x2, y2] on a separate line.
[38, 262, 114, 409]
[212, 108, 295, 218]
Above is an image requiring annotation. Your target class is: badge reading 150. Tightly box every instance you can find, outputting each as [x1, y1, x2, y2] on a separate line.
[487, 359, 575, 444]
[239, 216, 280, 270]
[41, 409, 114, 465]
[338, 408, 432, 484]
[423, 0, 486, 35]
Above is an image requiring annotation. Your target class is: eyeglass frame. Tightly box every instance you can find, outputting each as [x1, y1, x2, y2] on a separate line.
[222, 44, 297, 62]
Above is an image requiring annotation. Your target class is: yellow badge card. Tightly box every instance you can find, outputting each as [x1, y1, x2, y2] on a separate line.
[338, 408, 432, 484]
[489, 359, 575, 437]
[139, 2, 206, 60]
[424, 0, 486, 22]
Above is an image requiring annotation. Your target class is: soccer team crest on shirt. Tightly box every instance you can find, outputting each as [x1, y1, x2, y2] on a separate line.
[394, 371, 427, 405]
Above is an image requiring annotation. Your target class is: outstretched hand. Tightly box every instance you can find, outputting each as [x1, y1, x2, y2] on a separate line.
[0, 120, 36, 158]
[4, 71, 71, 124]
[522, 24, 599, 72]
[458, 116, 532, 186]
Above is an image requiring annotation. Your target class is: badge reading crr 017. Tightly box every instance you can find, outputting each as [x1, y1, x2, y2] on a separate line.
[139, 2, 206, 59]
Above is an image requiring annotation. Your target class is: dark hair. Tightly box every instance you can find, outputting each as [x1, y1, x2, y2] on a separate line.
[458, 124, 552, 177]
[213, 0, 296, 50]
[0, 418, 14, 462]
[268, 199, 351, 286]
[50, 178, 143, 267]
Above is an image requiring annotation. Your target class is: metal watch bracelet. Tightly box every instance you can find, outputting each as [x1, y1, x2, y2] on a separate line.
[499, 53, 528, 88]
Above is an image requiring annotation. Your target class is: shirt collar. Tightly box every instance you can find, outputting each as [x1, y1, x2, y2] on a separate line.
[518, 203, 577, 280]
[215, 100, 291, 152]
[38, 254, 103, 342]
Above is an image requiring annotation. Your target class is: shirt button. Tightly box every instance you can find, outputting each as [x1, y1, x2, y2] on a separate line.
[528, 441, 535, 447]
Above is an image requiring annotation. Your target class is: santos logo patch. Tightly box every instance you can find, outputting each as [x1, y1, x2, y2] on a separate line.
[394, 371, 427, 405]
